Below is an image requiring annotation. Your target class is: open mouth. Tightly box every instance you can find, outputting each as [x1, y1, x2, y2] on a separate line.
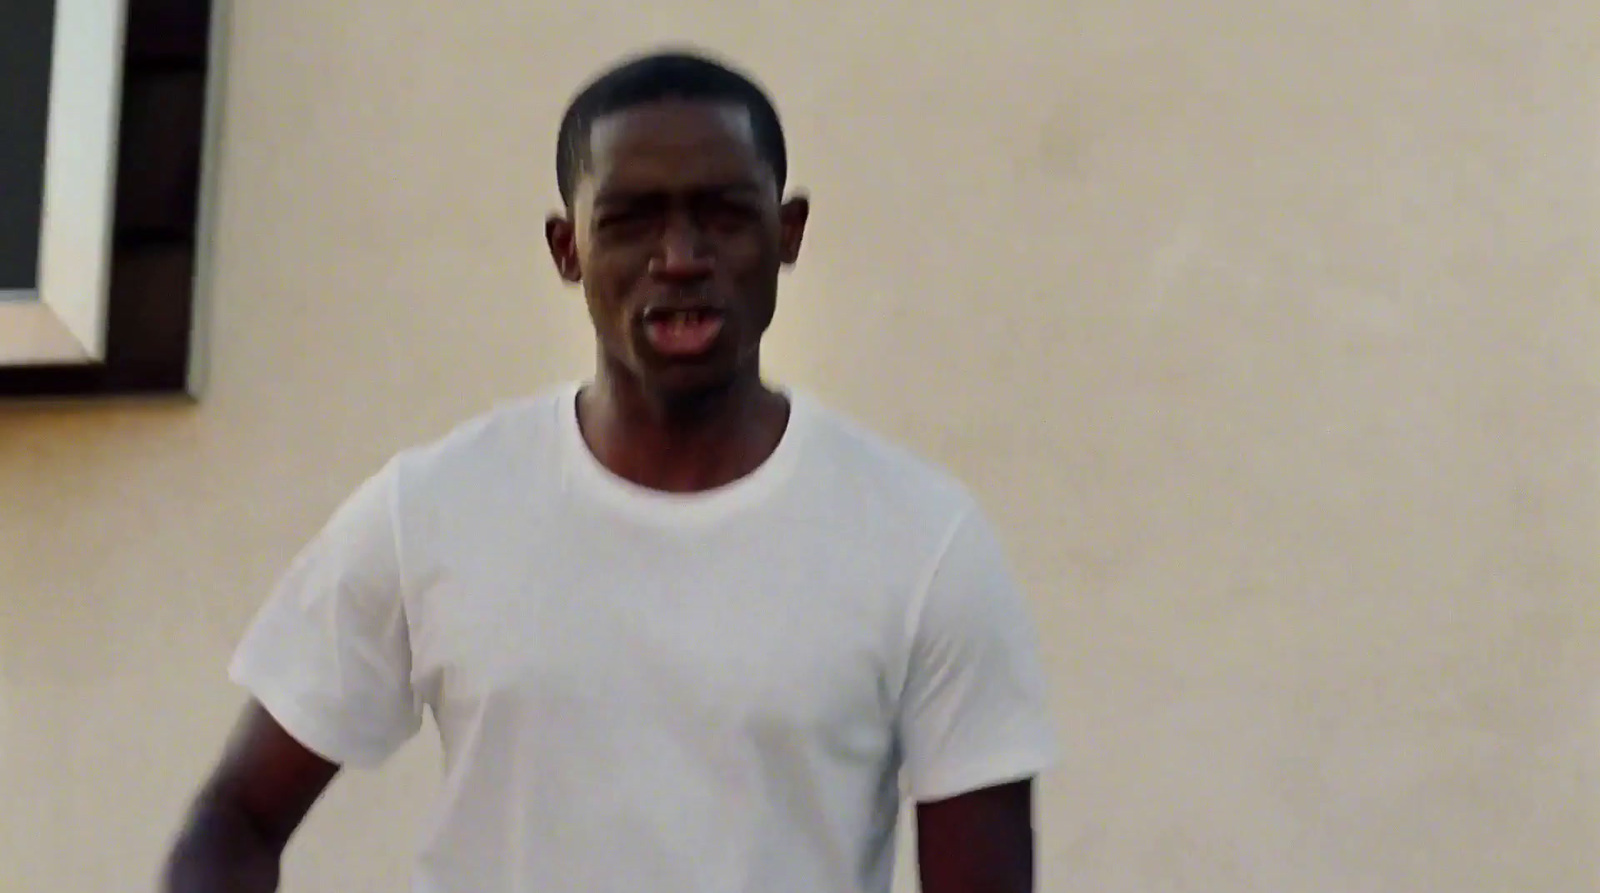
[641, 306, 726, 357]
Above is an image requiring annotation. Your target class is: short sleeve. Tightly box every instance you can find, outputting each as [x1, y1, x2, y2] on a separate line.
[228, 460, 422, 768]
[897, 506, 1058, 802]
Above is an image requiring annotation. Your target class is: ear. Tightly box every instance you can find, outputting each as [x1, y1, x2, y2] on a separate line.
[545, 214, 582, 283]
[777, 195, 810, 267]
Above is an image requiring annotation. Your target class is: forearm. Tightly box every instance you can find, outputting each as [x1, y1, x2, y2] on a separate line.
[161, 795, 285, 893]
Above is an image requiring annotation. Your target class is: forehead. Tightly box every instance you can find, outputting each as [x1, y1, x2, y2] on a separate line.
[581, 100, 770, 200]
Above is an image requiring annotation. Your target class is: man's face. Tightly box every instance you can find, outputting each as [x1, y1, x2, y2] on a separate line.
[546, 100, 808, 396]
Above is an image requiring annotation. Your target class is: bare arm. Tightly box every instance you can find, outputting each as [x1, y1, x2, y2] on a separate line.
[915, 779, 1036, 893]
[162, 703, 340, 893]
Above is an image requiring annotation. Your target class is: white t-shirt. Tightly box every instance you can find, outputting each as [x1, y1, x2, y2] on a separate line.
[230, 382, 1057, 893]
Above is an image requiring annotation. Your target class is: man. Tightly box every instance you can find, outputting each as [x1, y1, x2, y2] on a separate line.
[163, 49, 1056, 893]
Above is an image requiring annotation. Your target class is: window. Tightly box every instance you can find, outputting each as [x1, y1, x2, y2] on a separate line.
[0, 0, 218, 397]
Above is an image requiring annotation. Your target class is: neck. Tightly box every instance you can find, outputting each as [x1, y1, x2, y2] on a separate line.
[577, 356, 790, 493]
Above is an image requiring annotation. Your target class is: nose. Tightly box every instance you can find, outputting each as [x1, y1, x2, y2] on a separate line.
[648, 217, 713, 282]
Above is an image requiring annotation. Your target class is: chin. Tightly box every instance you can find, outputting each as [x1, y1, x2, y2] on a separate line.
[642, 364, 741, 407]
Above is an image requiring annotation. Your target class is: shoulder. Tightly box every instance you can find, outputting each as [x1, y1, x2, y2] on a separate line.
[793, 393, 983, 538]
[384, 383, 574, 506]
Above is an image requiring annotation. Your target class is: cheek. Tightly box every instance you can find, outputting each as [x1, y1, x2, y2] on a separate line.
[730, 249, 782, 297]
[583, 256, 644, 306]
[580, 272, 628, 328]
[720, 236, 780, 283]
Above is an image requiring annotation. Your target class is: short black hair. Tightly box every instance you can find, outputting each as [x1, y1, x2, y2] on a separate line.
[555, 49, 788, 206]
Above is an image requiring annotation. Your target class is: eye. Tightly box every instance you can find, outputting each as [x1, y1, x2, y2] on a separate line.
[701, 200, 759, 231]
[595, 209, 657, 239]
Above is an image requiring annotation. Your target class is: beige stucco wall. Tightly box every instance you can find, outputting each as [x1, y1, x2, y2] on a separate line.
[4, 2, 1598, 890]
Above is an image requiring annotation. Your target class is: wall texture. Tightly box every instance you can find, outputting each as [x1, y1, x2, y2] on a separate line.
[3, 2, 1598, 890]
